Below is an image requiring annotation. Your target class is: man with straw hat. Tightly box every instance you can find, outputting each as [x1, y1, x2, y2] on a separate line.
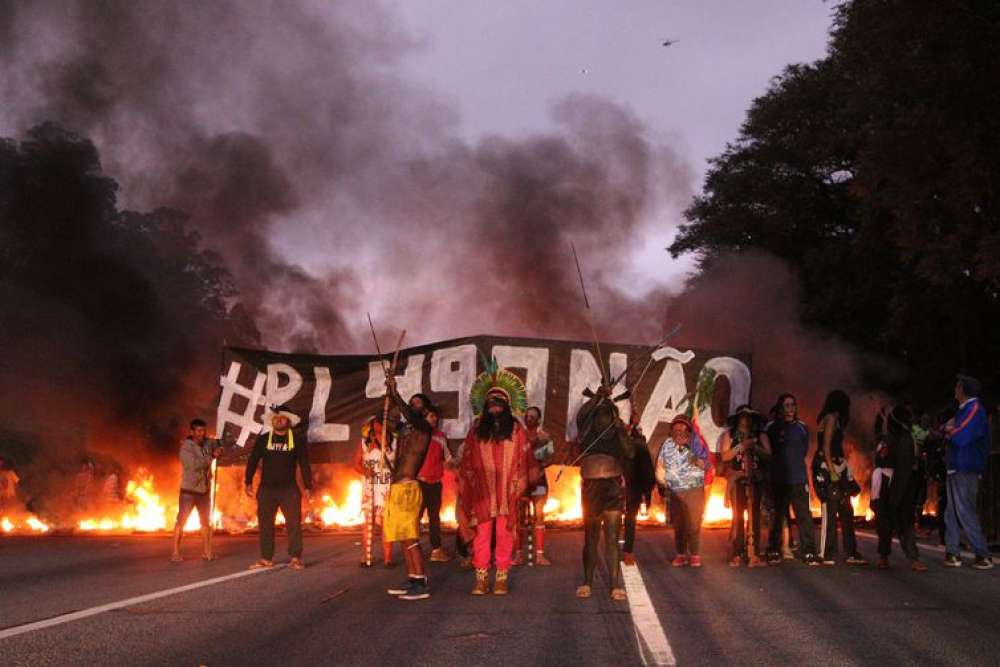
[245, 405, 313, 570]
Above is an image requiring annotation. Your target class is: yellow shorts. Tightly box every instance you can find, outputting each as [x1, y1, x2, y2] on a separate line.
[382, 480, 422, 543]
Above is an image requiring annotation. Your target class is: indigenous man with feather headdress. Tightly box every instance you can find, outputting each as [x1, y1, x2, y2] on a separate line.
[459, 360, 531, 596]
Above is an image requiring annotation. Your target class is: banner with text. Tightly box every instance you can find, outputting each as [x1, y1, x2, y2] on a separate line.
[216, 335, 751, 463]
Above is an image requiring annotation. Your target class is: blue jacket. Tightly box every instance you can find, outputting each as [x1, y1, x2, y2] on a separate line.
[946, 398, 990, 474]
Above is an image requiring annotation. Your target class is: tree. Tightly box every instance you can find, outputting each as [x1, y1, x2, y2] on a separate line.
[0, 123, 260, 459]
[670, 0, 1000, 403]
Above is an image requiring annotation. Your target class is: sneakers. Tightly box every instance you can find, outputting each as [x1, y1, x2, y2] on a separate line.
[911, 560, 928, 572]
[429, 548, 451, 563]
[671, 554, 689, 567]
[820, 555, 836, 566]
[804, 553, 821, 566]
[689, 555, 703, 568]
[846, 553, 869, 566]
[765, 551, 782, 565]
[973, 556, 995, 570]
[944, 554, 962, 568]
[387, 579, 413, 595]
[782, 547, 795, 561]
[398, 578, 430, 601]
[729, 555, 743, 568]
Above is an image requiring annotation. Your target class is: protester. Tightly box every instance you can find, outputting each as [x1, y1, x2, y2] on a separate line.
[459, 364, 530, 596]
[656, 415, 708, 568]
[74, 458, 96, 513]
[245, 405, 313, 571]
[923, 412, 950, 545]
[171, 418, 222, 562]
[418, 406, 451, 563]
[383, 384, 436, 600]
[874, 405, 927, 571]
[622, 410, 655, 566]
[720, 405, 772, 567]
[515, 406, 555, 566]
[943, 375, 993, 569]
[353, 413, 396, 567]
[0, 457, 19, 512]
[814, 390, 867, 566]
[910, 412, 931, 533]
[574, 384, 633, 600]
[765, 394, 820, 566]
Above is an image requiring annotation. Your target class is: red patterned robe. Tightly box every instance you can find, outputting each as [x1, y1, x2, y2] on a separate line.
[459, 420, 531, 531]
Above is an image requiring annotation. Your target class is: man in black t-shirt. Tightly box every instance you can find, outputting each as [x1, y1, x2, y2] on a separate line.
[245, 405, 313, 570]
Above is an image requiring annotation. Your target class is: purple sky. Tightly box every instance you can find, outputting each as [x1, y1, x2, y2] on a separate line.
[385, 0, 834, 287]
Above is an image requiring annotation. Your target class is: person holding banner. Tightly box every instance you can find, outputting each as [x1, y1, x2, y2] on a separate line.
[245, 405, 313, 570]
[171, 418, 222, 563]
[383, 382, 436, 601]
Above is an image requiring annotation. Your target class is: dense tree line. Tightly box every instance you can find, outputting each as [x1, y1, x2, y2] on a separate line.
[670, 0, 1000, 405]
[0, 123, 259, 458]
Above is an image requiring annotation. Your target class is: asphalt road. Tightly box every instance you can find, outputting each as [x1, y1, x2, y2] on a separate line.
[1, 526, 998, 666]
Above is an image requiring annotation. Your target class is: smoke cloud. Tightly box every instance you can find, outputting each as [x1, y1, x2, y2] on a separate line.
[0, 0, 882, 506]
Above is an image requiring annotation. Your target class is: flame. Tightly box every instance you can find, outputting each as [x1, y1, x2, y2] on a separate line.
[318, 481, 365, 527]
[77, 470, 169, 532]
[702, 484, 732, 525]
[0, 511, 51, 534]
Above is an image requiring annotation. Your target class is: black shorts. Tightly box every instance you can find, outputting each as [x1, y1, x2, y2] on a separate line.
[582, 478, 623, 519]
[177, 490, 211, 526]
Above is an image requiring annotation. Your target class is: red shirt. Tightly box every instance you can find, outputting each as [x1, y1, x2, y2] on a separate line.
[418, 430, 449, 483]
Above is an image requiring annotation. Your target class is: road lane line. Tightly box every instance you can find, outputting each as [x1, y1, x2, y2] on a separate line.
[621, 563, 676, 666]
[0, 564, 287, 641]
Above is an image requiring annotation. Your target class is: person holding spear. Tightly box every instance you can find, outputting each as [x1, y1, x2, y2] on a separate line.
[372, 323, 438, 601]
[353, 413, 397, 567]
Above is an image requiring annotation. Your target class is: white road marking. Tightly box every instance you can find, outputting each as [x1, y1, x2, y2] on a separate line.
[0, 564, 286, 641]
[622, 563, 676, 666]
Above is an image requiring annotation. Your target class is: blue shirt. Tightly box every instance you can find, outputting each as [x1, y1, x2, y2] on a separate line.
[947, 398, 990, 474]
[767, 420, 810, 484]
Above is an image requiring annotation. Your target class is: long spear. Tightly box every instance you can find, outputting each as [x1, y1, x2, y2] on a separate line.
[365, 314, 405, 566]
[571, 242, 608, 385]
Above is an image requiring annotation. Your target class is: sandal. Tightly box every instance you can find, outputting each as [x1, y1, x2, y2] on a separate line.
[170, 554, 183, 563]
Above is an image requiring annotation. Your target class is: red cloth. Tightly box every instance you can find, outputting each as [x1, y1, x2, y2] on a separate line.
[417, 430, 448, 483]
[458, 420, 530, 531]
[473, 518, 514, 570]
